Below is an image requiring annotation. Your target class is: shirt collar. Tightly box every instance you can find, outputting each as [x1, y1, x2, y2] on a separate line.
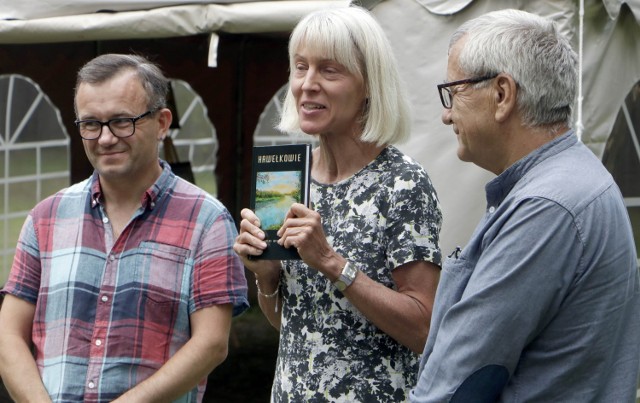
[90, 160, 174, 211]
[485, 130, 577, 207]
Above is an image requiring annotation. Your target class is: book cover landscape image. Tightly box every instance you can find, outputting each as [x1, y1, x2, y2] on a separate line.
[255, 171, 302, 231]
[250, 143, 311, 260]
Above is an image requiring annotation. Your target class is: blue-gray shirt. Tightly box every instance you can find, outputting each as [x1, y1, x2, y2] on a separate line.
[411, 131, 640, 402]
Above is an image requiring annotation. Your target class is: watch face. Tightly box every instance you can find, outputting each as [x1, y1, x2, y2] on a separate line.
[334, 261, 357, 292]
[344, 264, 358, 279]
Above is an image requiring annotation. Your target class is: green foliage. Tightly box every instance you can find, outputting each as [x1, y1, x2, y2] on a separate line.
[255, 189, 301, 202]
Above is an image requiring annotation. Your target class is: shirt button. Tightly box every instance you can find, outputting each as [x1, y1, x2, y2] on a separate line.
[88, 381, 95, 389]
[109, 255, 115, 261]
[488, 206, 496, 214]
[101, 295, 109, 303]
[102, 217, 109, 224]
[95, 339, 102, 346]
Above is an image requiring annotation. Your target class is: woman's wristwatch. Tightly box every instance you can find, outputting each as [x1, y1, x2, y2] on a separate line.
[333, 261, 358, 292]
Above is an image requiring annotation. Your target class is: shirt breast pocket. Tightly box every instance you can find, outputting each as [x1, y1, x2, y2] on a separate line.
[436, 255, 475, 311]
[132, 241, 191, 324]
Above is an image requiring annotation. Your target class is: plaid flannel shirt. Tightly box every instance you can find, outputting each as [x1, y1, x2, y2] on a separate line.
[2, 161, 248, 402]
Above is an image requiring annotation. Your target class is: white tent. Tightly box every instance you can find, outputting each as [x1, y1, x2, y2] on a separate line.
[1, 0, 638, 254]
[0, 1, 351, 67]
[373, 0, 640, 253]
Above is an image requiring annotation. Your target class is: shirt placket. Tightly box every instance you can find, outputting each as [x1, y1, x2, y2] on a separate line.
[84, 207, 118, 399]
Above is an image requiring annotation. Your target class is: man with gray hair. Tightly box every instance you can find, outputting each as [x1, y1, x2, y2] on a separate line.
[411, 9, 640, 402]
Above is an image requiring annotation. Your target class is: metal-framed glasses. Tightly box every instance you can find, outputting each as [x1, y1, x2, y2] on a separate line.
[74, 109, 156, 140]
[437, 75, 498, 109]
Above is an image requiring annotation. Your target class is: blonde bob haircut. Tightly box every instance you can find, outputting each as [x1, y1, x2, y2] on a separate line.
[277, 5, 411, 146]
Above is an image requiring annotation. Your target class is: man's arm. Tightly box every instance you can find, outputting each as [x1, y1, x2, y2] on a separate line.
[113, 303, 233, 402]
[0, 294, 52, 402]
[411, 200, 582, 401]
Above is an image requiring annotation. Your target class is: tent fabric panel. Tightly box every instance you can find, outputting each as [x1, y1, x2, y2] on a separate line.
[373, 0, 640, 252]
[413, 0, 640, 23]
[208, 0, 350, 33]
[0, 1, 350, 44]
[581, 2, 640, 156]
[602, 0, 640, 20]
[1, 0, 279, 20]
[372, 0, 512, 253]
[414, 0, 474, 15]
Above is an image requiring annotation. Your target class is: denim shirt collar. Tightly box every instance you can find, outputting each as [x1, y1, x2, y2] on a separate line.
[485, 130, 577, 208]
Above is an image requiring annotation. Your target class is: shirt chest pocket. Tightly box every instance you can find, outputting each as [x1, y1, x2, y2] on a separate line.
[133, 240, 190, 280]
[437, 255, 475, 310]
[130, 242, 191, 321]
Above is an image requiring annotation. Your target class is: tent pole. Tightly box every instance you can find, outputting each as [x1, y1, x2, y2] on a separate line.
[576, 0, 584, 140]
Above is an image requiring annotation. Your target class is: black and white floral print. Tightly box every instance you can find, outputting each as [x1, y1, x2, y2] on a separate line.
[271, 146, 442, 402]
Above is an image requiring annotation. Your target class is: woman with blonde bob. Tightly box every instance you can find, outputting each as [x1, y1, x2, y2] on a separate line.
[234, 5, 442, 402]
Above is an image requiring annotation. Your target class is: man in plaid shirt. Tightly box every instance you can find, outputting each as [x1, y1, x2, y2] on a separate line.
[0, 54, 248, 402]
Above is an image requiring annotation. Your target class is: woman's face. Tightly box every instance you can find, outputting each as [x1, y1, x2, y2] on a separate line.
[290, 46, 367, 138]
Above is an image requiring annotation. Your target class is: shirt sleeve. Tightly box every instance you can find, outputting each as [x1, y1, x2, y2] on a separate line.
[190, 207, 249, 317]
[411, 198, 583, 401]
[385, 164, 442, 269]
[2, 214, 41, 304]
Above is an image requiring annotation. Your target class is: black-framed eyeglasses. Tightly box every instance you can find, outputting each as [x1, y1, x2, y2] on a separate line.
[437, 75, 498, 109]
[74, 109, 157, 140]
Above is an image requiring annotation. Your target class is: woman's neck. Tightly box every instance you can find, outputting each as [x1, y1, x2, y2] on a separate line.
[312, 135, 386, 184]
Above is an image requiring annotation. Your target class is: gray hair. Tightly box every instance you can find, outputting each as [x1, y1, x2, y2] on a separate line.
[277, 5, 411, 145]
[74, 54, 169, 115]
[450, 9, 577, 128]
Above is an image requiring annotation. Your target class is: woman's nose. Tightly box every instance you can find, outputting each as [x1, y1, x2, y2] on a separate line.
[301, 70, 319, 91]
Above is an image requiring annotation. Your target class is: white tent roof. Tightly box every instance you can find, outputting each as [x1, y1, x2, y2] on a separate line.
[0, 1, 350, 43]
[1, 0, 638, 252]
[0, 1, 352, 67]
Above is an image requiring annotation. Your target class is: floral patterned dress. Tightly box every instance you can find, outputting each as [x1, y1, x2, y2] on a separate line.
[271, 146, 442, 402]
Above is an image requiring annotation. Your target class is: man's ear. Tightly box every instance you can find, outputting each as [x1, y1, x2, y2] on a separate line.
[494, 74, 517, 123]
[157, 108, 173, 141]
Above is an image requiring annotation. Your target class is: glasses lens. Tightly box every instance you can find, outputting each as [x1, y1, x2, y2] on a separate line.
[78, 121, 101, 140]
[441, 88, 452, 108]
[108, 118, 135, 138]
